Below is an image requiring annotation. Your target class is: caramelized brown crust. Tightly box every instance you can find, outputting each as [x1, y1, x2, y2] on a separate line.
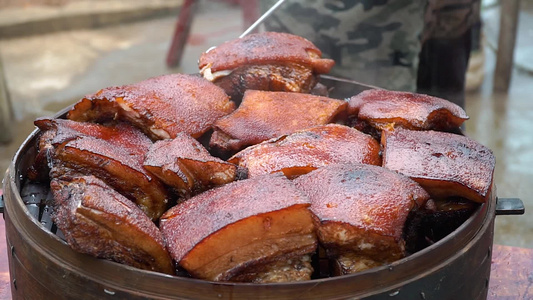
[160, 174, 317, 281]
[50, 176, 173, 274]
[294, 164, 430, 265]
[30, 117, 151, 181]
[229, 124, 381, 178]
[210, 90, 347, 155]
[143, 132, 237, 197]
[35, 118, 169, 220]
[199, 32, 335, 74]
[382, 128, 495, 203]
[347, 90, 469, 131]
[67, 74, 235, 140]
[403, 198, 479, 253]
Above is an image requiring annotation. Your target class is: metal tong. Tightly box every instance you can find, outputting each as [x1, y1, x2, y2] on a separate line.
[239, 0, 287, 38]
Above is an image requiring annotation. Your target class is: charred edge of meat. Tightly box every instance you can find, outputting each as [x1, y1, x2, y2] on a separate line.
[28, 130, 60, 182]
[196, 129, 214, 153]
[403, 207, 432, 254]
[234, 165, 249, 181]
[27, 148, 53, 182]
[403, 197, 479, 254]
[175, 263, 193, 278]
[208, 130, 242, 160]
[310, 245, 330, 279]
[346, 116, 381, 141]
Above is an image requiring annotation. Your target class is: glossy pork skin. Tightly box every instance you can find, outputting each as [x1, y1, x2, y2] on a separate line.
[160, 174, 317, 282]
[34, 118, 150, 150]
[143, 132, 237, 197]
[199, 32, 334, 74]
[50, 176, 173, 274]
[35, 118, 170, 220]
[229, 124, 381, 178]
[67, 74, 235, 140]
[348, 90, 469, 131]
[294, 164, 430, 273]
[210, 90, 347, 156]
[382, 128, 495, 203]
[30, 118, 148, 181]
[199, 32, 334, 103]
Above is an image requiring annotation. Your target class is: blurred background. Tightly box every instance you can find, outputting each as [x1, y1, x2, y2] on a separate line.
[0, 0, 531, 248]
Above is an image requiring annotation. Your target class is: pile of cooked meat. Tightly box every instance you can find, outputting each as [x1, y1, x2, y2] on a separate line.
[28, 32, 495, 283]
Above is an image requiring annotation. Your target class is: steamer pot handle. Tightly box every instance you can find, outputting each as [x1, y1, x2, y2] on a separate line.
[495, 197, 525, 215]
[0, 192, 523, 216]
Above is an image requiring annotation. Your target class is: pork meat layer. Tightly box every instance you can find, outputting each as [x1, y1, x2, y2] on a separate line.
[34, 118, 169, 220]
[294, 164, 430, 274]
[160, 174, 317, 282]
[51, 175, 173, 274]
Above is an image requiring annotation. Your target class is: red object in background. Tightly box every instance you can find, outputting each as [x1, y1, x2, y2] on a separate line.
[166, 0, 259, 68]
[0, 219, 10, 300]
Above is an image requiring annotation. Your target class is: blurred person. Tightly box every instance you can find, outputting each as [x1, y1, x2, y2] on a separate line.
[417, 0, 481, 108]
[260, 0, 480, 108]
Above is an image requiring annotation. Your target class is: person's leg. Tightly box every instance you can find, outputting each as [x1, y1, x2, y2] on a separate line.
[417, 29, 472, 108]
[417, 0, 480, 108]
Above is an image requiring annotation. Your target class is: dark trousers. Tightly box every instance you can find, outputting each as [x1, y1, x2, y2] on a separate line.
[416, 28, 472, 109]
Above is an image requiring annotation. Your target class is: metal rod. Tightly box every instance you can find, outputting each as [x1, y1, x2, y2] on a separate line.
[239, 0, 287, 38]
[320, 74, 386, 91]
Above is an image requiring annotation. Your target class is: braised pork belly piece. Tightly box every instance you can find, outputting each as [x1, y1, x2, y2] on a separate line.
[33, 118, 169, 220]
[382, 128, 495, 203]
[229, 124, 381, 179]
[199, 32, 335, 103]
[347, 90, 468, 137]
[50, 175, 173, 274]
[210, 90, 347, 157]
[143, 132, 237, 198]
[160, 174, 317, 282]
[293, 164, 430, 275]
[67, 74, 235, 140]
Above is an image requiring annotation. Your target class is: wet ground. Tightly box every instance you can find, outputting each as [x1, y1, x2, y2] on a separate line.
[0, 0, 532, 248]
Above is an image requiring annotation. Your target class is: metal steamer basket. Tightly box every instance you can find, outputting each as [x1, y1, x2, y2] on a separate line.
[1, 78, 524, 300]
